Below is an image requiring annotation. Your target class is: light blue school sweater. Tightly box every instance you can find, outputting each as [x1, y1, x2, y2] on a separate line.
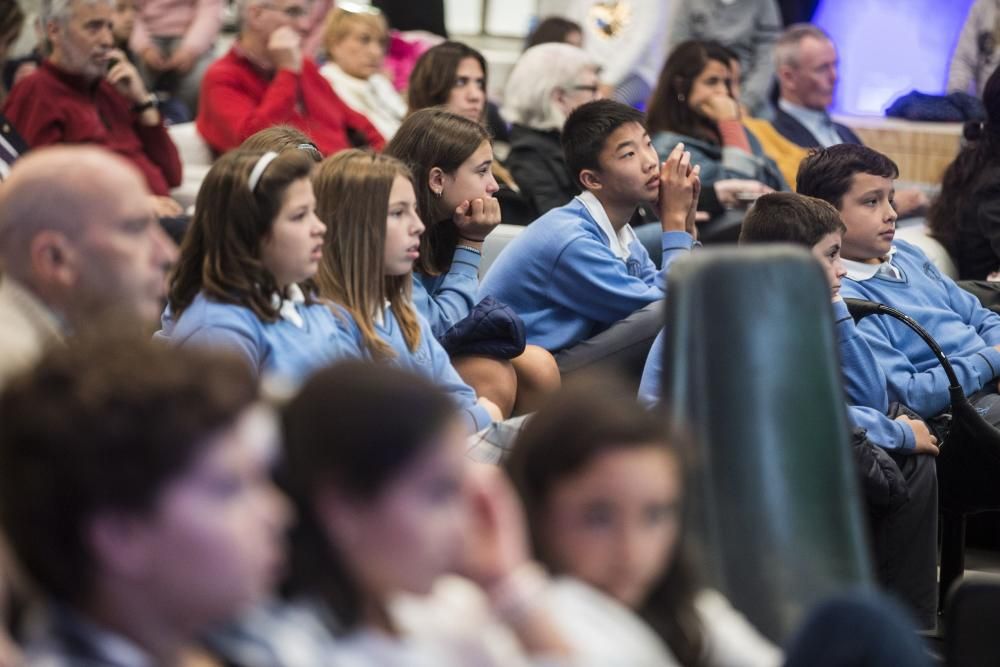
[157, 292, 361, 384]
[638, 299, 915, 450]
[412, 246, 482, 339]
[478, 197, 695, 352]
[840, 239, 1000, 418]
[349, 304, 493, 434]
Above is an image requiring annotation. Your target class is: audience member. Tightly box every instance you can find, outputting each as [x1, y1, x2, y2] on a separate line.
[771, 24, 928, 218]
[502, 42, 601, 218]
[738, 193, 939, 628]
[240, 123, 323, 160]
[0, 335, 289, 665]
[387, 108, 561, 415]
[668, 0, 782, 117]
[4, 0, 184, 217]
[319, 5, 407, 141]
[312, 149, 501, 432]
[535, 0, 673, 107]
[798, 144, 1000, 426]
[271, 361, 652, 664]
[196, 0, 384, 156]
[0, 146, 177, 387]
[524, 15, 582, 50]
[406, 41, 529, 223]
[505, 375, 935, 666]
[929, 65, 1000, 280]
[647, 40, 784, 219]
[480, 100, 699, 378]
[158, 148, 360, 383]
[131, 0, 222, 116]
[0, 0, 26, 177]
[948, 0, 1000, 98]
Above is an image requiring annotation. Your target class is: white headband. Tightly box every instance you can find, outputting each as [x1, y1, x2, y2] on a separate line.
[248, 151, 279, 192]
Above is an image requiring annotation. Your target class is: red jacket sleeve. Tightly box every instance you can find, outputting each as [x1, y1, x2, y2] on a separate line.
[136, 122, 183, 188]
[2, 77, 66, 147]
[198, 59, 303, 152]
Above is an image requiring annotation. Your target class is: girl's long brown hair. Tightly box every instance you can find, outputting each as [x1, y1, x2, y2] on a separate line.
[168, 149, 316, 322]
[313, 150, 421, 360]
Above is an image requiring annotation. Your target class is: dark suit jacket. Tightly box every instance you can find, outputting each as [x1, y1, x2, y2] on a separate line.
[772, 106, 863, 148]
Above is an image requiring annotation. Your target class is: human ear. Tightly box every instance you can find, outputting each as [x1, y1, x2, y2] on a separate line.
[579, 168, 602, 192]
[427, 166, 446, 198]
[29, 230, 77, 289]
[87, 512, 156, 580]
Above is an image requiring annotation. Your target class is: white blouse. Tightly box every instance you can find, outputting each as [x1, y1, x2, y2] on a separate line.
[319, 62, 408, 141]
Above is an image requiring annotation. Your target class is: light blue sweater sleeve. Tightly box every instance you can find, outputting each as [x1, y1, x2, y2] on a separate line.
[832, 298, 889, 410]
[549, 230, 694, 326]
[638, 328, 665, 408]
[848, 405, 915, 452]
[173, 312, 264, 377]
[421, 317, 493, 433]
[944, 270, 1000, 346]
[841, 290, 1000, 417]
[412, 246, 483, 339]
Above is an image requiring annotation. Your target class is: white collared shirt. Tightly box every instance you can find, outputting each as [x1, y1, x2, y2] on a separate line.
[843, 246, 903, 282]
[576, 190, 639, 261]
[270, 283, 307, 328]
[778, 98, 843, 148]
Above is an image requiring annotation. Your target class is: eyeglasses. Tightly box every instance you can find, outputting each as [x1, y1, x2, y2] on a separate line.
[259, 3, 309, 20]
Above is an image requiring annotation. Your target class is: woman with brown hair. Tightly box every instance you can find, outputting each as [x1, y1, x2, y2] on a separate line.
[406, 40, 534, 225]
[158, 148, 359, 383]
[646, 40, 784, 217]
[386, 108, 561, 417]
[313, 148, 501, 433]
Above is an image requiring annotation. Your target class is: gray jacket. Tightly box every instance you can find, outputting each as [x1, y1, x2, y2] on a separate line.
[948, 0, 1000, 97]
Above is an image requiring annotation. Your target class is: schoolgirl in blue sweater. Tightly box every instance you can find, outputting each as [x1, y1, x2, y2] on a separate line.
[386, 107, 561, 415]
[159, 148, 360, 384]
[312, 149, 499, 434]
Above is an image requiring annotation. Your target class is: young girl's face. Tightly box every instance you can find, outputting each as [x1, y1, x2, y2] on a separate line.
[383, 175, 425, 276]
[435, 140, 499, 211]
[319, 420, 468, 599]
[445, 56, 486, 122]
[260, 177, 326, 288]
[540, 445, 682, 608]
[811, 231, 847, 299]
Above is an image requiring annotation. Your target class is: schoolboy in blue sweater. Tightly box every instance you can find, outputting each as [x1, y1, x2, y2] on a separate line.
[797, 144, 1000, 425]
[479, 99, 700, 375]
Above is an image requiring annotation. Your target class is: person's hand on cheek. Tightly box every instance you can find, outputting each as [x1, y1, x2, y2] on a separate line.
[453, 197, 501, 243]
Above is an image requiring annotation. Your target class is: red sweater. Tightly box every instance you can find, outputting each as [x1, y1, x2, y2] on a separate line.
[1, 60, 182, 196]
[196, 48, 386, 155]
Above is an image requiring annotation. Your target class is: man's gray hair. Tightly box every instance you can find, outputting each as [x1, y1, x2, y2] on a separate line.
[774, 23, 832, 70]
[502, 42, 601, 132]
[40, 0, 113, 27]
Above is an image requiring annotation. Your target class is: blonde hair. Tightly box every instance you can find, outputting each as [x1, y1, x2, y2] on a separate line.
[313, 150, 421, 360]
[323, 6, 388, 60]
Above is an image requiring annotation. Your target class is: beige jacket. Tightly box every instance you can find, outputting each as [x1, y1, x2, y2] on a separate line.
[0, 277, 64, 389]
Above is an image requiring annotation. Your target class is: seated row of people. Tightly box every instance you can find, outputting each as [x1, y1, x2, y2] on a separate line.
[0, 332, 937, 666]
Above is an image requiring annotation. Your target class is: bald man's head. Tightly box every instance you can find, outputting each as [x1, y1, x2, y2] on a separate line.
[0, 146, 176, 323]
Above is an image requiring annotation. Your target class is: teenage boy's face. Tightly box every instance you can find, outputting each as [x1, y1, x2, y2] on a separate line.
[837, 173, 897, 263]
[810, 231, 847, 299]
[99, 406, 291, 632]
[591, 121, 660, 205]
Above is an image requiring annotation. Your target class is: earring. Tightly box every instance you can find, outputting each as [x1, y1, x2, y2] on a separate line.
[433, 189, 443, 198]
[677, 93, 686, 102]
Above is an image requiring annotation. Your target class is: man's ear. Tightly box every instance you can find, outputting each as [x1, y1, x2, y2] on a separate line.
[579, 167, 602, 192]
[29, 230, 78, 290]
[776, 65, 796, 94]
[87, 512, 156, 580]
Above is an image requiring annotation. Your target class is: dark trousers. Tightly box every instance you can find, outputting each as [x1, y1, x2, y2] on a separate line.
[554, 301, 663, 383]
[867, 452, 939, 630]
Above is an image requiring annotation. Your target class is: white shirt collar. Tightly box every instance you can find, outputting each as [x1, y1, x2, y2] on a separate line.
[576, 190, 637, 260]
[843, 246, 900, 281]
[270, 283, 306, 328]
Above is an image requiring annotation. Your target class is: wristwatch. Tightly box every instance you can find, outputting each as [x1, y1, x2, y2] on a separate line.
[131, 93, 159, 114]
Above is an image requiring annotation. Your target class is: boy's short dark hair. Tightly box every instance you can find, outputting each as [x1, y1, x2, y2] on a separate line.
[562, 99, 646, 188]
[796, 144, 899, 209]
[739, 192, 846, 247]
[0, 334, 257, 606]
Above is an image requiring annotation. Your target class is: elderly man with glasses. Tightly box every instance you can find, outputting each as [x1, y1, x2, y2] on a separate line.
[196, 0, 385, 156]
